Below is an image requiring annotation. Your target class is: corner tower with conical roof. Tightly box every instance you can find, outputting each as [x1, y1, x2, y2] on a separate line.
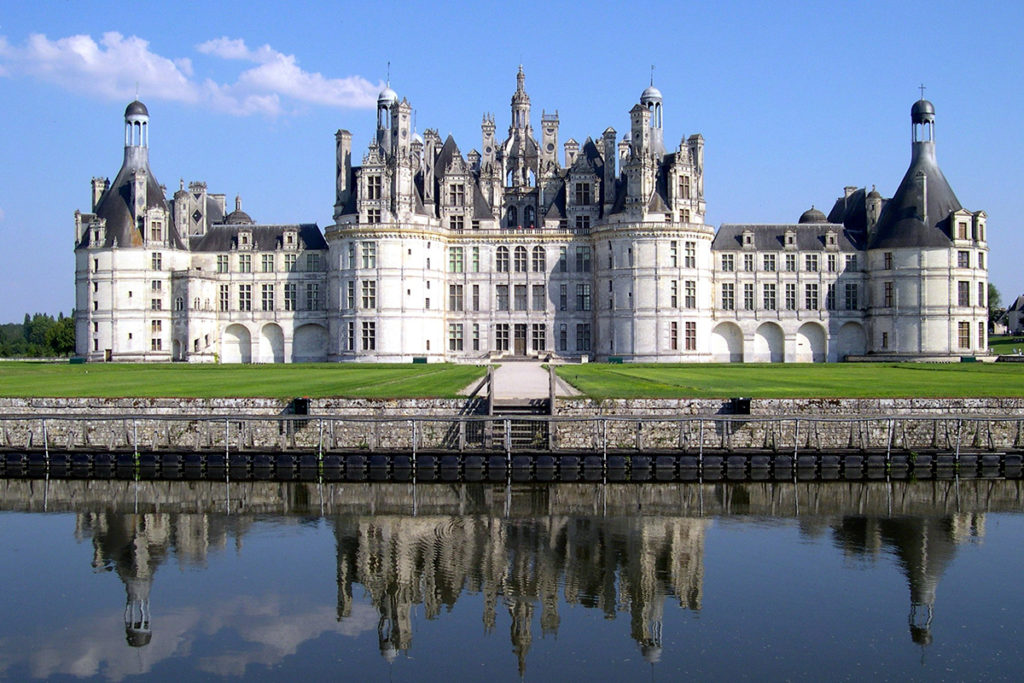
[866, 98, 988, 357]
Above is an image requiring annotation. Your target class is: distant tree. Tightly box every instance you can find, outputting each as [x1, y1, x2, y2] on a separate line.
[45, 316, 76, 356]
[988, 283, 1003, 326]
[24, 313, 55, 347]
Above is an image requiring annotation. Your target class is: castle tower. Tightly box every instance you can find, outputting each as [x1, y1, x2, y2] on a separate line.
[640, 83, 664, 156]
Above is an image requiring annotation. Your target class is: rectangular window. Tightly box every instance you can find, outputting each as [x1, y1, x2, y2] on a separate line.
[284, 253, 297, 272]
[828, 254, 837, 272]
[149, 222, 162, 242]
[472, 324, 480, 351]
[743, 254, 754, 272]
[449, 183, 465, 205]
[496, 324, 509, 351]
[845, 283, 859, 310]
[151, 280, 162, 292]
[559, 324, 568, 352]
[884, 282, 894, 308]
[575, 215, 591, 232]
[496, 248, 509, 272]
[362, 280, 377, 309]
[514, 284, 527, 311]
[685, 321, 697, 351]
[262, 254, 274, 272]
[574, 182, 591, 205]
[559, 246, 567, 272]
[958, 250, 970, 268]
[978, 282, 985, 308]
[978, 321, 986, 350]
[449, 247, 464, 273]
[957, 221, 968, 240]
[346, 281, 355, 309]
[958, 321, 970, 349]
[576, 284, 592, 311]
[514, 247, 527, 272]
[367, 175, 382, 200]
[826, 284, 836, 310]
[361, 242, 376, 268]
[684, 280, 696, 309]
[559, 284, 567, 311]
[449, 323, 464, 351]
[743, 283, 755, 310]
[679, 175, 691, 199]
[531, 324, 546, 351]
[239, 284, 251, 311]
[219, 284, 229, 312]
[346, 322, 355, 351]
[306, 283, 320, 310]
[284, 283, 296, 311]
[670, 280, 678, 308]
[217, 255, 229, 273]
[884, 252, 893, 269]
[576, 324, 591, 352]
[882, 331, 889, 350]
[472, 246, 480, 272]
[151, 320, 162, 333]
[239, 254, 251, 273]
[763, 283, 776, 310]
[958, 281, 970, 307]
[262, 284, 274, 311]
[151, 338, 162, 351]
[532, 284, 545, 311]
[763, 253, 776, 272]
[532, 247, 546, 272]
[366, 208, 381, 224]
[721, 283, 734, 310]
[449, 215, 464, 232]
[575, 246, 592, 273]
[472, 284, 480, 311]
[151, 252, 162, 270]
[721, 254, 734, 272]
[785, 283, 797, 310]
[805, 254, 819, 272]
[362, 321, 376, 351]
[684, 241, 696, 268]
[669, 241, 678, 268]
[845, 255, 857, 271]
[805, 283, 819, 310]
[670, 321, 679, 350]
[347, 243, 356, 268]
[785, 254, 796, 272]
[449, 284, 464, 311]
[978, 252, 985, 270]
[496, 285, 509, 311]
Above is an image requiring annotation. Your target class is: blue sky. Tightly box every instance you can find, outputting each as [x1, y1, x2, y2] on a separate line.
[1, 0, 1022, 321]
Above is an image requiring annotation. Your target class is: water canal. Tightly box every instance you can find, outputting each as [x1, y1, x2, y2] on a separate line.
[1, 477, 1022, 680]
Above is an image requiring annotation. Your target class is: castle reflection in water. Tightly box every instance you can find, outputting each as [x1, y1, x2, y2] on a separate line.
[5, 479, 1013, 674]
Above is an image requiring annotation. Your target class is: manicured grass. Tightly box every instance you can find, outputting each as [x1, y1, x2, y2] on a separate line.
[989, 335, 1024, 356]
[556, 362, 1024, 400]
[0, 362, 486, 399]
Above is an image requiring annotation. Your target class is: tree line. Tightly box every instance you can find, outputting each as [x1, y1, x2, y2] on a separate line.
[0, 313, 76, 357]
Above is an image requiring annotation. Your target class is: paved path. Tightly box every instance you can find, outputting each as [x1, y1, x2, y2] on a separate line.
[461, 362, 581, 400]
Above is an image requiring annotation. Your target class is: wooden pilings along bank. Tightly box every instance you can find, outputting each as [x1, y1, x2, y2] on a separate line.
[0, 414, 1023, 482]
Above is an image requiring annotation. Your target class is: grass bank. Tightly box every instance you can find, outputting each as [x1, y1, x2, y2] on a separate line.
[0, 362, 486, 399]
[555, 362, 1024, 400]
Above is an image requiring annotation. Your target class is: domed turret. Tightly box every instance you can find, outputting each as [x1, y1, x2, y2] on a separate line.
[224, 195, 254, 225]
[640, 84, 663, 105]
[125, 100, 149, 119]
[377, 86, 398, 108]
[799, 206, 827, 224]
[911, 99, 935, 124]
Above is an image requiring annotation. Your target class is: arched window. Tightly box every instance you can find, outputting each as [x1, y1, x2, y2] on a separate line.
[532, 246, 546, 272]
[175, 297, 184, 311]
[524, 205, 535, 228]
[496, 246, 509, 272]
[507, 206, 518, 228]
[514, 246, 528, 272]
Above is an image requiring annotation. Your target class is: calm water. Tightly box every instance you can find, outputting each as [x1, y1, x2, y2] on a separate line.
[1, 478, 1022, 681]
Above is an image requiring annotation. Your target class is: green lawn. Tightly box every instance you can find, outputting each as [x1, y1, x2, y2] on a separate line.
[556, 362, 1024, 400]
[0, 362, 486, 399]
[989, 335, 1024, 356]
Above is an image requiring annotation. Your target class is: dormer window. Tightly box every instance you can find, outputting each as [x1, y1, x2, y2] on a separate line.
[784, 230, 796, 248]
[238, 230, 252, 249]
[825, 231, 837, 248]
[283, 230, 297, 249]
[742, 230, 754, 248]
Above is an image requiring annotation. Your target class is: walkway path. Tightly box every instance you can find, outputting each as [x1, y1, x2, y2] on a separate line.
[460, 362, 581, 400]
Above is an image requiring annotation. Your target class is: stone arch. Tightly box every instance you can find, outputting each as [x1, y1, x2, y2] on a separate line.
[222, 324, 251, 364]
[753, 322, 784, 363]
[293, 324, 328, 362]
[710, 322, 743, 362]
[796, 322, 827, 363]
[834, 321, 867, 360]
[259, 323, 285, 363]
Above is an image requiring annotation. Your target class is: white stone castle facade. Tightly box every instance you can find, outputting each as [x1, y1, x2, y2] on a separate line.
[74, 69, 989, 363]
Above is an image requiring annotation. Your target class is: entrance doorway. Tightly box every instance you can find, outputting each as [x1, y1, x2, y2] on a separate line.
[514, 324, 527, 355]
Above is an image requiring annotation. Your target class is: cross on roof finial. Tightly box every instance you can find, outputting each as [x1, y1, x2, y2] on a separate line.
[919, 83, 926, 100]
[650, 64, 655, 86]
[386, 61, 391, 87]
[135, 81, 139, 100]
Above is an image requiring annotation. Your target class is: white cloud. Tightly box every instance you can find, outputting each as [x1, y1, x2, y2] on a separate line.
[0, 32, 380, 116]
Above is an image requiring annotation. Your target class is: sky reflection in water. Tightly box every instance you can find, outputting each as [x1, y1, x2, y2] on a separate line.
[0, 479, 1021, 681]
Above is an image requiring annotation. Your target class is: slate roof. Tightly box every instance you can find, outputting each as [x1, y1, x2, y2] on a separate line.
[713, 223, 860, 251]
[189, 224, 326, 252]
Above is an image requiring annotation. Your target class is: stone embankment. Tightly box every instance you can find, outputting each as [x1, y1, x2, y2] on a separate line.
[1, 397, 1023, 453]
